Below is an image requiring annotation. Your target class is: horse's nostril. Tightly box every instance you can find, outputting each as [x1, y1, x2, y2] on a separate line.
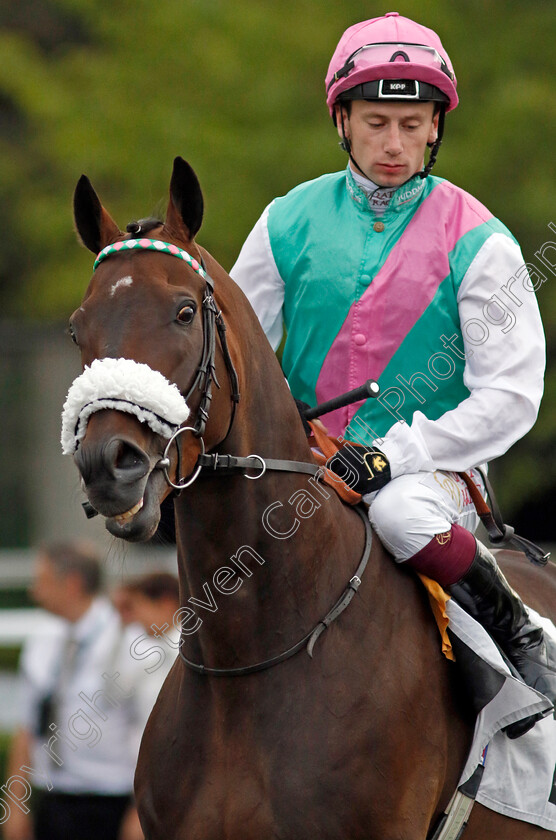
[104, 438, 150, 482]
[113, 441, 142, 470]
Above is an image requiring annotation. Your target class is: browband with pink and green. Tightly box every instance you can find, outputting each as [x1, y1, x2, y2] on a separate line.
[93, 238, 207, 277]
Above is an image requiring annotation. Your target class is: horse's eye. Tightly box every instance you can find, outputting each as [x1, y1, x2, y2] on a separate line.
[176, 304, 196, 325]
[68, 323, 78, 345]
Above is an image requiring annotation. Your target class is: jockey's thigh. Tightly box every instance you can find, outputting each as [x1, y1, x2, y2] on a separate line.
[366, 469, 484, 562]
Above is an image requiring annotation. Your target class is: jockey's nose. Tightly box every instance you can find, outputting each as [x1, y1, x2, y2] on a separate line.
[75, 436, 150, 487]
[384, 122, 403, 155]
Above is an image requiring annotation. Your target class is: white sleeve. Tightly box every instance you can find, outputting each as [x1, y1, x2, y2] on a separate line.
[378, 233, 545, 476]
[17, 620, 65, 730]
[230, 205, 285, 351]
[18, 644, 41, 731]
[116, 626, 170, 757]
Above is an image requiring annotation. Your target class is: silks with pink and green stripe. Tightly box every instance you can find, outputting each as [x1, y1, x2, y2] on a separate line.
[267, 168, 515, 442]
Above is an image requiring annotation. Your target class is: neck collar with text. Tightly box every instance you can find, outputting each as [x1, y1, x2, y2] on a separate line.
[346, 166, 426, 215]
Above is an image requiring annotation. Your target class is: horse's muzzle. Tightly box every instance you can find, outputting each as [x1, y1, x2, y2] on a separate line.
[76, 434, 149, 483]
[75, 434, 152, 518]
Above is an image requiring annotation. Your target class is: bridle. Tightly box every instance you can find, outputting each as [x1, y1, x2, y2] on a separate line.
[92, 237, 373, 675]
[94, 238, 240, 489]
[180, 265, 240, 440]
[93, 238, 334, 493]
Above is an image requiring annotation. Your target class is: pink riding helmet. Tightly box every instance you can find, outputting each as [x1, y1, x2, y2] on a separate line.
[325, 11, 458, 118]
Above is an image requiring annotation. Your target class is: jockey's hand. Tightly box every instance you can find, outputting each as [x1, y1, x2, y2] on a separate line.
[328, 444, 391, 494]
[311, 417, 328, 436]
[294, 399, 328, 437]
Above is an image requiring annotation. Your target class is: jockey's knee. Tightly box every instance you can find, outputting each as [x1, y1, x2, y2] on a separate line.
[367, 482, 405, 554]
[367, 475, 454, 562]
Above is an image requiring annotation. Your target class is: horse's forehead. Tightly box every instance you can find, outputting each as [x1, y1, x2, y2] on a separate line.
[108, 274, 134, 297]
[85, 253, 202, 304]
[74, 253, 208, 365]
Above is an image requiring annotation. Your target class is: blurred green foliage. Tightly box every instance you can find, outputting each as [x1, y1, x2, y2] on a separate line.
[0, 0, 555, 522]
[0, 645, 20, 671]
[0, 588, 32, 610]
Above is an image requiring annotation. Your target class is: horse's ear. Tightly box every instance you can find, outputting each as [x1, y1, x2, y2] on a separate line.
[73, 175, 122, 254]
[164, 157, 204, 242]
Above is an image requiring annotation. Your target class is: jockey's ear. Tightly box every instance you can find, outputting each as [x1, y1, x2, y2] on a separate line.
[73, 175, 122, 254]
[163, 156, 204, 243]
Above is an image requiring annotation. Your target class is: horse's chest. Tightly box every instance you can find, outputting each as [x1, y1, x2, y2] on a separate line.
[137, 612, 460, 840]
[139, 701, 416, 840]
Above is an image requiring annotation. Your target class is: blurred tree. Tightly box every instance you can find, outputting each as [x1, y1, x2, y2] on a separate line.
[0, 0, 554, 526]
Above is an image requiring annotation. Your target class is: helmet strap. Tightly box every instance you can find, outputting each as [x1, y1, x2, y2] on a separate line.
[338, 104, 368, 180]
[420, 106, 445, 178]
[338, 102, 446, 181]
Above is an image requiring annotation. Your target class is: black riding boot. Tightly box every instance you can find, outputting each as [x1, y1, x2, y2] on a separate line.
[449, 540, 556, 736]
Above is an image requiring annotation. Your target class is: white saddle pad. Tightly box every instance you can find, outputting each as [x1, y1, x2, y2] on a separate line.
[449, 599, 556, 831]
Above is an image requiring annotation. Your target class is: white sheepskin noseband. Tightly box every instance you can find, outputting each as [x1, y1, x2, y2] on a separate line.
[61, 357, 190, 454]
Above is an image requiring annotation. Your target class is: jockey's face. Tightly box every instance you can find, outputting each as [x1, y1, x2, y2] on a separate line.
[336, 99, 439, 187]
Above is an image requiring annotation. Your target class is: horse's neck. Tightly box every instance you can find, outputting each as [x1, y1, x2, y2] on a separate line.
[174, 339, 366, 668]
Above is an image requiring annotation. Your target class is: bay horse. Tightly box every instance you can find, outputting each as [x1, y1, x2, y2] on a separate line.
[67, 157, 556, 839]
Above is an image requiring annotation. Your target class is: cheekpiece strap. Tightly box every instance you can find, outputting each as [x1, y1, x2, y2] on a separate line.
[93, 238, 208, 278]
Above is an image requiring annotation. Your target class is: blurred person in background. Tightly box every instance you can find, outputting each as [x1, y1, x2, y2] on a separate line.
[231, 10, 556, 732]
[113, 572, 180, 700]
[121, 573, 179, 638]
[110, 583, 142, 629]
[4, 541, 147, 840]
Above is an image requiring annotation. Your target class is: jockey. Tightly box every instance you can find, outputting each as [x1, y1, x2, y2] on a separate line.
[230, 12, 556, 724]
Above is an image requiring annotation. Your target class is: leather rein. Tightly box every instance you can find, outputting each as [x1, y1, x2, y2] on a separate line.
[94, 238, 373, 677]
[179, 507, 372, 677]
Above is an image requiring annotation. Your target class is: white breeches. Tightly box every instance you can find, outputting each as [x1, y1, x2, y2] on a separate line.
[366, 468, 486, 562]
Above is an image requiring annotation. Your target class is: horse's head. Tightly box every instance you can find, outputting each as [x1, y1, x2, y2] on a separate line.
[64, 157, 240, 542]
